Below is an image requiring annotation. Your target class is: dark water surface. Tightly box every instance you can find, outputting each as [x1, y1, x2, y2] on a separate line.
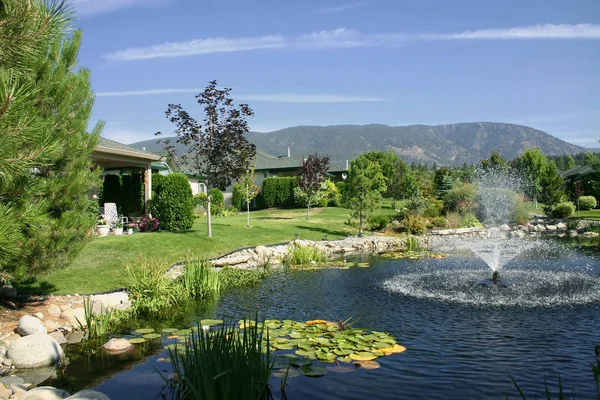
[47, 248, 600, 400]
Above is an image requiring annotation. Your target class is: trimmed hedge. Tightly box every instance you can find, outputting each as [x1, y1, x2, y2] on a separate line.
[231, 183, 243, 211]
[150, 173, 194, 230]
[260, 177, 297, 208]
[578, 196, 596, 211]
[550, 201, 576, 218]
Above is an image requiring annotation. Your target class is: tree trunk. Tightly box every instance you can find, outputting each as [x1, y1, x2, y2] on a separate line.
[306, 198, 311, 220]
[207, 194, 212, 237]
[358, 210, 363, 237]
[246, 201, 250, 227]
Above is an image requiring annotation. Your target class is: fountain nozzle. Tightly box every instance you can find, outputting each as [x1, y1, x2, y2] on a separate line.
[492, 271, 500, 284]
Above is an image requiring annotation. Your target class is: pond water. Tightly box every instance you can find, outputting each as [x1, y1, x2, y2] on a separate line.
[44, 240, 600, 400]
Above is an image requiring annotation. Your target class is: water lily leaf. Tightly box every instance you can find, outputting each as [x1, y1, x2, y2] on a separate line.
[272, 369, 300, 379]
[339, 356, 353, 363]
[306, 319, 328, 326]
[200, 319, 223, 326]
[326, 364, 355, 373]
[278, 354, 299, 361]
[161, 328, 178, 333]
[175, 329, 191, 335]
[290, 332, 304, 339]
[334, 349, 354, 356]
[129, 338, 146, 344]
[353, 360, 381, 370]
[299, 365, 328, 377]
[143, 333, 162, 339]
[135, 328, 154, 334]
[272, 342, 295, 350]
[297, 341, 313, 350]
[163, 344, 178, 350]
[372, 341, 392, 349]
[350, 352, 377, 361]
[388, 344, 406, 354]
[371, 349, 385, 357]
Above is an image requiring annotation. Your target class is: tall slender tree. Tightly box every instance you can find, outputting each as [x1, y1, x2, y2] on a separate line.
[0, 0, 102, 275]
[296, 152, 330, 220]
[236, 163, 260, 227]
[159, 80, 256, 237]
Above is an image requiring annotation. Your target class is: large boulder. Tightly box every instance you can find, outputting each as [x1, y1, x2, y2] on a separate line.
[102, 338, 133, 354]
[61, 308, 86, 329]
[21, 386, 69, 400]
[66, 389, 111, 400]
[6, 334, 64, 369]
[90, 293, 130, 315]
[17, 315, 47, 336]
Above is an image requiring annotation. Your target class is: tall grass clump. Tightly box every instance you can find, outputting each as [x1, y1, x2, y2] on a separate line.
[82, 296, 113, 339]
[126, 256, 186, 316]
[181, 259, 221, 300]
[165, 317, 273, 400]
[219, 267, 267, 290]
[283, 243, 327, 266]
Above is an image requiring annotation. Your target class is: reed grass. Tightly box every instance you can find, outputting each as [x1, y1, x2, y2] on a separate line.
[82, 296, 113, 339]
[181, 258, 221, 300]
[283, 243, 327, 266]
[165, 317, 273, 400]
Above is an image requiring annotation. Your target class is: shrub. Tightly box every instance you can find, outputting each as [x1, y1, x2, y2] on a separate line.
[150, 173, 194, 230]
[460, 213, 483, 228]
[405, 196, 429, 216]
[260, 177, 297, 208]
[444, 183, 477, 214]
[209, 188, 225, 207]
[367, 214, 391, 231]
[423, 200, 443, 218]
[429, 216, 449, 228]
[100, 174, 121, 207]
[402, 215, 427, 235]
[551, 201, 576, 218]
[193, 193, 207, 207]
[578, 196, 597, 211]
[231, 183, 244, 211]
[513, 195, 530, 226]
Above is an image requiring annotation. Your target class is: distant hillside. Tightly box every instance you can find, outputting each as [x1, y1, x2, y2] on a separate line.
[129, 122, 586, 166]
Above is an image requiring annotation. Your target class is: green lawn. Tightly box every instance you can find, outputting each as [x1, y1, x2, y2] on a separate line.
[20, 205, 398, 295]
[572, 209, 600, 221]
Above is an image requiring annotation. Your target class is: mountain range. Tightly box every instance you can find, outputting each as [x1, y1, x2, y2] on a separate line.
[130, 122, 586, 166]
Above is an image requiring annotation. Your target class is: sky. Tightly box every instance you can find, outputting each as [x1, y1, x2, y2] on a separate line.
[71, 0, 600, 148]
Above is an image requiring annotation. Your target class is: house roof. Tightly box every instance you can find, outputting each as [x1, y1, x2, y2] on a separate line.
[95, 138, 162, 161]
[560, 165, 594, 179]
[255, 151, 302, 170]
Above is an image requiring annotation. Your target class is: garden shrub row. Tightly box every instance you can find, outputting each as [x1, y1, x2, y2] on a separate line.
[99, 171, 144, 217]
[259, 177, 297, 208]
[150, 172, 194, 230]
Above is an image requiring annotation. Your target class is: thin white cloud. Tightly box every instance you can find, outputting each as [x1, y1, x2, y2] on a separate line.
[420, 23, 600, 40]
[71, 0, 168, 17]
[103, 24, 600, 62]
[316, 2, 368, 14]
[97, 89, 388, 103]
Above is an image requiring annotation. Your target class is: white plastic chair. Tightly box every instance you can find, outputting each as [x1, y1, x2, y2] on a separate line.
[101, 203, 128, 227]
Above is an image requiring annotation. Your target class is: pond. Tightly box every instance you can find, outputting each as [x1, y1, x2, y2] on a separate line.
[44, 239, 600, 400]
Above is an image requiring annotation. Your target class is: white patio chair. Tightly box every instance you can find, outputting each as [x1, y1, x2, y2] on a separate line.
[102, 203, 128, 227]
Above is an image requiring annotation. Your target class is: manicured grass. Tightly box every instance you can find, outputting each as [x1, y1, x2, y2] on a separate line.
[572, 209, 600, 221]
[20, 206, 397, 295]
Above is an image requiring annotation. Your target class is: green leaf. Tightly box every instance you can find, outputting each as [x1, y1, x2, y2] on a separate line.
[299, 365, 328, 378]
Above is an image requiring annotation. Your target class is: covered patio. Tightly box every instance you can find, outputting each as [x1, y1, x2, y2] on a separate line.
[91, 137, 162, 215]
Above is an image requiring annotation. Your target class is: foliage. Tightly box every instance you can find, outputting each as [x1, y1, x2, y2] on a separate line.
[138, 216, 160, 232]
[443, 183, 477, 214]
[125, 257, 186, 317]
[422, 200, 444, 218]
[429, 216, 449, 228]
[120, 171, 144, 216]
[235, 164, 261, 227]
[209, 188, 225, 206]
[434, 168, 455, 199]
[512, 147, 546, 204]
[297, 152, 330, 219]
[476, 188, 517, 225]
[480, 151, 509, 173]
[159, 80, 256, 237]
[402, 215, 427, 235]
[343, 154, 387, 236]
[322, 179, 340, 207]
[459, 213, 483, 228]
[284, 243, 327, 266]
[405, 236, 420, 252]
[219, 267, 267, 290]
[0, 0, 102, 275]
[578, 196, 596, 211]
[367, 214, 391, 231]
[101, 175, 122, 207]
[193, 193, 208, 207]
[549, 202, 576, 219]
[165, 318, 273, 400]
[231, 184, 244, 211]
[405, 196, 429, 216]
[260, 177, 297, 208]
[538, 161, 565, 207]
[181, 259, 221, 300]
[513, 195, 530, 225]
[150, 172, 194, 230]
[82, 296, 113, 339]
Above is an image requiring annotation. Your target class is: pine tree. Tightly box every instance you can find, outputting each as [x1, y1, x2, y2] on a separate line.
[0, 0, 102, 276]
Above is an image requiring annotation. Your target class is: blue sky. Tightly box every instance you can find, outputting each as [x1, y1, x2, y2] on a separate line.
[71, 0, 599, 148]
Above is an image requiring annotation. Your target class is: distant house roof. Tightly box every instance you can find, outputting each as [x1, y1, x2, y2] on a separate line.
[255, 151, 302, 171]
[93, 137, 161, 169]
[560, 165, 595, 179]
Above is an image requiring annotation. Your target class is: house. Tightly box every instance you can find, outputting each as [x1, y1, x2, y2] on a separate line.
[560, 165, 600, 199]
[91, 137, 162, 214]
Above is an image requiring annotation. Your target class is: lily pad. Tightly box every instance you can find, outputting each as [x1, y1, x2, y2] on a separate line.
[353, 360, 381, 369]
[326, 364, 355, 373]
[381, 344, 406, 354]
[272, 369, 300, 379]
[350, 352, 377, 361]
[272, 342, 295, 351]
[299, 365, 328, 378]
[143, 333, 162, 339]
[134, 328, 154, 334]
[161, 328, 178, 333]
[129, 338, 146, 344]
[200, 319, 223, 326]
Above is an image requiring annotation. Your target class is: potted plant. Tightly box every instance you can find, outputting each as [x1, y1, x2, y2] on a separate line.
[127, 222, 136, 235]
[96, 219, 110, 237]
[112, 221, 124, 236]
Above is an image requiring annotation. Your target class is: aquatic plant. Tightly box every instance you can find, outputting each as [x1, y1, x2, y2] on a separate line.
[181, 258, 221, 300]
[82, 296, 113, 339]
[283, 243, 327, 266]
[165, 317, 273, 400]
[219, 267, 266, 289]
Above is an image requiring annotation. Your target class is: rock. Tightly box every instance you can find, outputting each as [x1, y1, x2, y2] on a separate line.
[44, 320, 60, 333]
[0, 376, 24, 387]
[64, 331, 84, 345]
[48, 331, 67, 345]
[6, 334, 64, 369]
[556, 222, 567, 230]
[34, 312, 44, 320]
[16, 316, 47, 336]
[499, 224, 511, 231]
[21, 386, 69, 400]
[568, 230, 578, 237]
[583, 231, 599, 237]
[255, 245, 271, 258]
[0, 384, 10, 400]
[546, 225, 557, 231]
[0, 286, 17, 300]
[47, 305, 62, 318]
[9, 365, 57, 387]
[61, 308, 86, 329]
[535, 225, 547, 231]
[65, 389, 111, 400]
[102, 338, 133, 354]
[212, 255, 251, 267]
[8, 383, 29, 396]
[2, 359, 11, 367]
[59, 305, 71, 313]
[510, 230, 526, 238]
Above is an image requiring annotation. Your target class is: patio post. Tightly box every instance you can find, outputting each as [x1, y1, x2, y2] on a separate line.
[144, 164, 152, 216]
